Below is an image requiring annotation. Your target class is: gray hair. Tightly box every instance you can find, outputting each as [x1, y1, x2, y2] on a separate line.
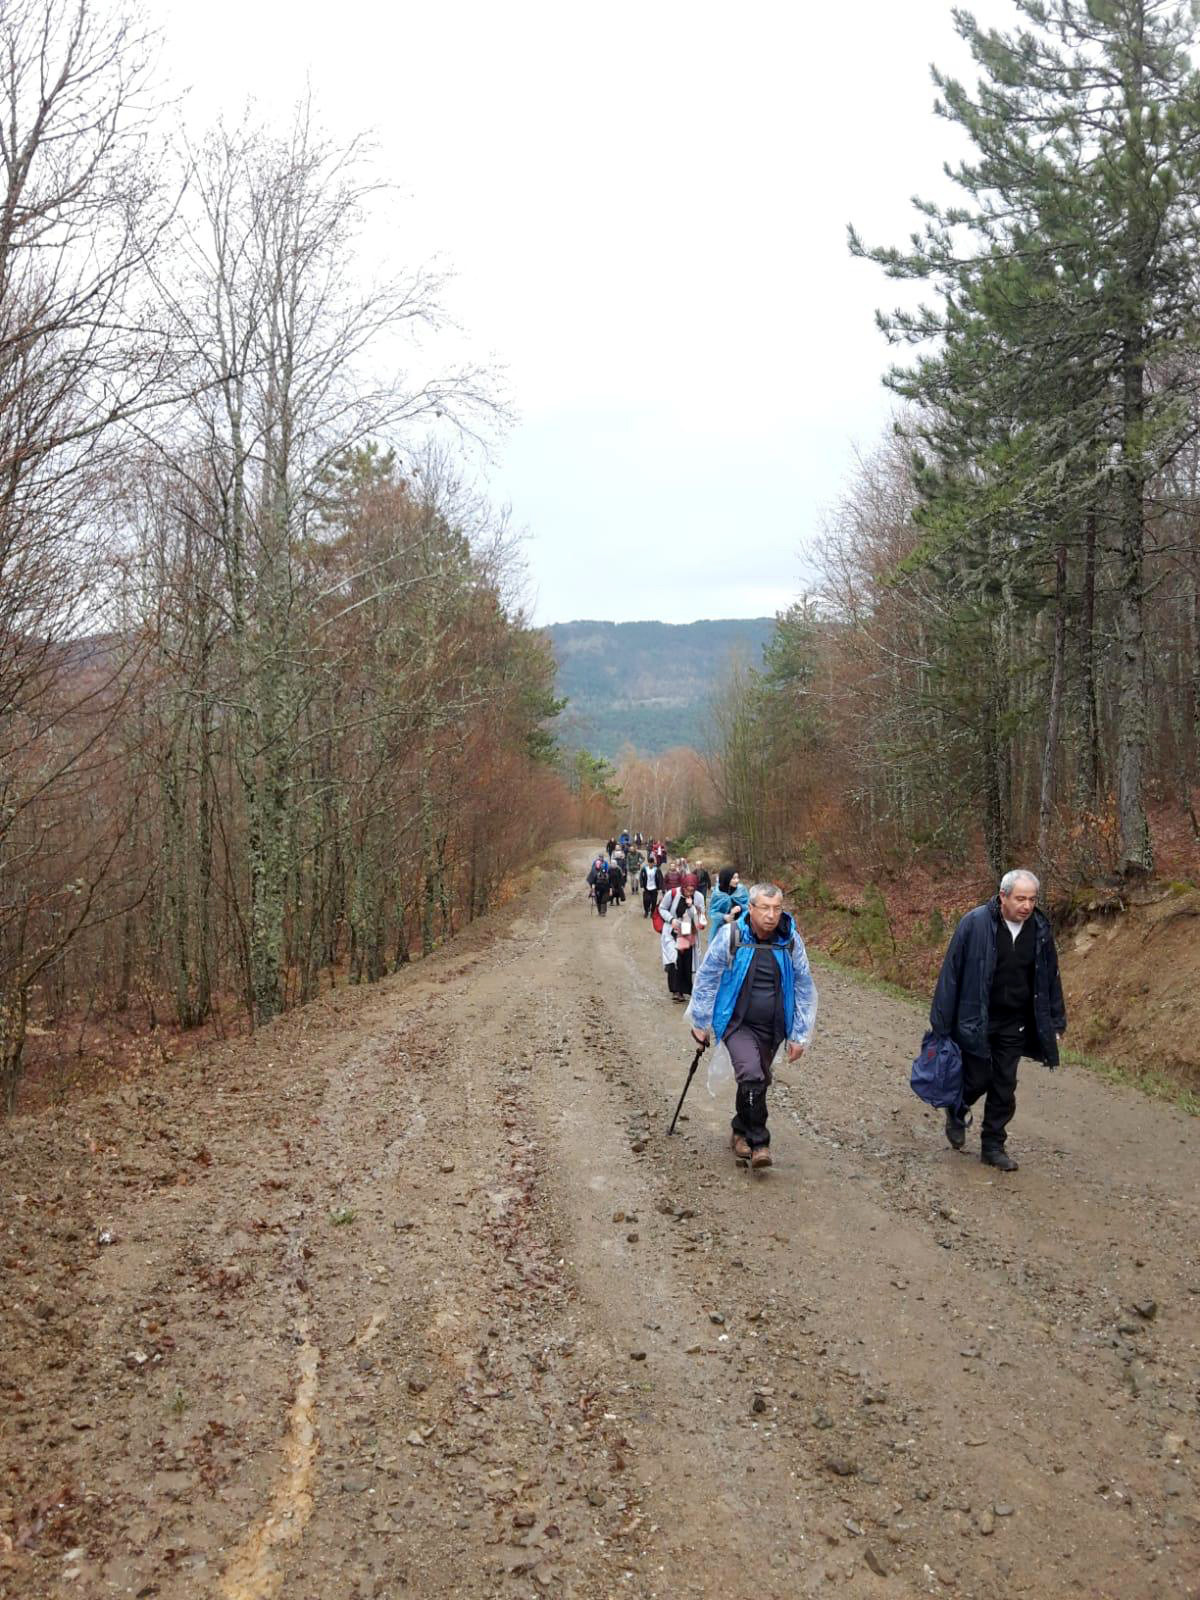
[747, 881, 784, 905]
[999, 869, 1040, 896]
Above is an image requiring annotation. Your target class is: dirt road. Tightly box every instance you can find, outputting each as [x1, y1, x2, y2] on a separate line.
[3, 845, 1197, 1599]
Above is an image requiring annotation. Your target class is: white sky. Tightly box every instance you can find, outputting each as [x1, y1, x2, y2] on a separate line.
[148, 0, 1017, 625]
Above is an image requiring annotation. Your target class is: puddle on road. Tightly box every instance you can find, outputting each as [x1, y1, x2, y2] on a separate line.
[218, 1320, 320, 1600]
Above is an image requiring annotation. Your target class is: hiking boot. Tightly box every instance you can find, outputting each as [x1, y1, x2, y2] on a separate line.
[731, 1133, 752, 1162]
[750, 1145, 773, 1170]
[944, 1104, 967, 1150]
[981, 1146, 1019, 1172]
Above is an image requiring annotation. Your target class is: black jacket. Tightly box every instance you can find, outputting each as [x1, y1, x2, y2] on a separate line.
[930, 898, 1067, 1066]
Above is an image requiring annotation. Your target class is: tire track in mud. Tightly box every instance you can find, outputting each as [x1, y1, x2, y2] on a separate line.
[268, 911, 666, 1598]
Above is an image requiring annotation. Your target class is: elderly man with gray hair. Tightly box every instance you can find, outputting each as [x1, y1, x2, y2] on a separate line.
[930, 869, 1067, 1171]
[688, 881, 817, 1169]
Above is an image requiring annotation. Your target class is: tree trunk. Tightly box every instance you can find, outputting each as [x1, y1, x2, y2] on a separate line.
[1115, 337, 1153, 875]
[1076, 507, 1101, 812]
[1037, 542, 1068, 872]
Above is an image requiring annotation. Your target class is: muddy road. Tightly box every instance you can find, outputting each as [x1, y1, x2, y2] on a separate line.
[2, 846, 1197, 1599]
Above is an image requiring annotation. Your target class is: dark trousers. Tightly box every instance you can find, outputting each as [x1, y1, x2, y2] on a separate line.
[726, 1026, 774, 1148]
[642, 889, 656, 917]
[595, 888, 609, 916]
[676, 944, 694, 996]
[961, 1029, 1023, 1149]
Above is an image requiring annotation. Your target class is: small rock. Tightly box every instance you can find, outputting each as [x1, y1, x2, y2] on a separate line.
[1133, 1299, 1158, 1321]
[959, 1347, 981, 1359]
[626, 1232, 639, 1243]
[994, 1504, 1015, 1518]
[1128, 1362, 1152, 1397]
[864, 1546, 889, 1577]
[685, 1342, 704, 1355]
[811, 1408, 834, 1430]
[751, 1395, 767, 1414]
[630, 1350, 647, 1361]
[655, 1199, 674, 1215]
[405, 1432, 425, 1447]
[512, 1511, 536, 1529]
[977, 1510, 995, 1536]
[823, 1456, 859, 1477]
[1164, 1433, 1186, 1457]
[709, 1312, 725, 1326]
[612, 1211, 626, 1223]
[439, 1160, 455, 1174]
[630, 1140, 647, 1153]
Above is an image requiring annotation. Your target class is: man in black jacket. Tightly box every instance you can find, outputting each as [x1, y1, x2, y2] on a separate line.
[930, 869, 1067, 1171]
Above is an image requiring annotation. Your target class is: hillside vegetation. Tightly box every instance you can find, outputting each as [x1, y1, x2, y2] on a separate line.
[544, 617, 774, 757]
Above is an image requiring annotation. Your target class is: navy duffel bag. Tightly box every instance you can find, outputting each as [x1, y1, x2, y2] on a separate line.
[910, 1030, 963, 1109]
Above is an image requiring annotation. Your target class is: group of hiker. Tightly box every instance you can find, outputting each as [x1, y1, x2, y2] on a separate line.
[587, 833, 1066, 1175]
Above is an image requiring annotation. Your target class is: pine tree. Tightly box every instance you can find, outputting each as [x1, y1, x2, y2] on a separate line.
[852, 0, 1200, 875]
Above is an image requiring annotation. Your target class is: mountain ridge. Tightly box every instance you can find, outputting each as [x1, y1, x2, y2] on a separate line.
[544, 616, 774, 758]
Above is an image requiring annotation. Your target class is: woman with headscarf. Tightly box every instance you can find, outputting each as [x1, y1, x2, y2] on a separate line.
[659, 881, 699, 1001]
[707, 867, 749, 934]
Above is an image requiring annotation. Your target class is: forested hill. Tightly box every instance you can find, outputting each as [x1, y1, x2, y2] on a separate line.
[544, 617, 774, 757]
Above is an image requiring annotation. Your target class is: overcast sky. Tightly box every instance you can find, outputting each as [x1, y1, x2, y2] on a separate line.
[149, 0, 1016, 625]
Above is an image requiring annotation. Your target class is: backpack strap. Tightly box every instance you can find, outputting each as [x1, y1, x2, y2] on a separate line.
[726, 918, 740, 968]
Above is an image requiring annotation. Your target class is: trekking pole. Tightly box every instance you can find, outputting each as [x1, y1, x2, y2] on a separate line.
[667, 1038, 709, 1135]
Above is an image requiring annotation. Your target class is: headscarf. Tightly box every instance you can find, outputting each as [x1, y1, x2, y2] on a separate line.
[718, 866, 738, 894]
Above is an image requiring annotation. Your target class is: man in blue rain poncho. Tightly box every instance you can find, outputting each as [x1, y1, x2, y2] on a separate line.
[687, 883, 817, 1169]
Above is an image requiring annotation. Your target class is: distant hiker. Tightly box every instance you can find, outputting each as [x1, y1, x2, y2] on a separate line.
[587, 855, 613, 916]
[655, 841, 668, 867]
[639, 857, 661, 917]
[681, 861, 699, 896]
[606, 837, 617, 859]
[664, 860, 683, 892]
[707, 867, 749, 931]
[932, 870, 1066, 1172]
[609, 854, 627, 906]
[689, 884, 817, 1170]
[635, 831, 644, 850]
[659, 884, 697, 1002]
[619, 829, 631, 851]
[695, 862, 712, 898]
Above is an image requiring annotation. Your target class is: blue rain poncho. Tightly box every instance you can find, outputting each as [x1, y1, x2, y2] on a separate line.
[688, 909, 817, 1047]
